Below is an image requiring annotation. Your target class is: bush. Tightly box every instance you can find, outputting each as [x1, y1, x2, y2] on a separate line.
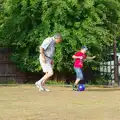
[1, 0, 120, 75]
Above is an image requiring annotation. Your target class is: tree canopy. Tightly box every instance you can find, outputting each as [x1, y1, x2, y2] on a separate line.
[0, 0, 120, 73]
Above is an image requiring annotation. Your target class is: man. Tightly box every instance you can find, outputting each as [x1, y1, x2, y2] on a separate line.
[72, 46, 96, 91]
[35, 33, 62, 91]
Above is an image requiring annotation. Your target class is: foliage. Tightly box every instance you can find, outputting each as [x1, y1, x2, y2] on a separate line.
[0, 0, 120, 74]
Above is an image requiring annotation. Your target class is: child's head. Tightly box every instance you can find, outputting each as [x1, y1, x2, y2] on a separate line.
[81, 46, 88, 53]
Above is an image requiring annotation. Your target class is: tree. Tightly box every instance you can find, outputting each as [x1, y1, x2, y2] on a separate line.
[0, 0, 120, 75]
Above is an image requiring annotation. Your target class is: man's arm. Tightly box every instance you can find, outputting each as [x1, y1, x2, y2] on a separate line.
[40, 46, 46, 63]
[39, 38, 52, 63]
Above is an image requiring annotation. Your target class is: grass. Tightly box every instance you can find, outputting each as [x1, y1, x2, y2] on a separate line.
[0, 80, 17, 84]
[46, 80, 65, 85]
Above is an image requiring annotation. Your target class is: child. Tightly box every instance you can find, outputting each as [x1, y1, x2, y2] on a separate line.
[72, 46, 95, 91]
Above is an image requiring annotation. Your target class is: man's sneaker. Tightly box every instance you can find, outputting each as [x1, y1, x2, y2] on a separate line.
[35, 82, 40, 88]
[39, 81, 45, 91]
[36, 81, 44, 91]
[39, 87, 44, 91]
[44, 88, 50, 92]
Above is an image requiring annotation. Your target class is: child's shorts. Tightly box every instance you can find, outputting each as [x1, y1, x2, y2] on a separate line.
[74, 67, 84, 80]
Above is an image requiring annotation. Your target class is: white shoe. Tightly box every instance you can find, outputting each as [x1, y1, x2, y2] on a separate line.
[39, 88, 44, 91]
[39, 81, 45, 91]
[36, 81, 44, 91]
[44, 88, 50, 92]
[35, 82, 40, 88]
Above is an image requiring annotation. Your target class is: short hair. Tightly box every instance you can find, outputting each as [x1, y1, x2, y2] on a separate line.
[81, 46, 88, 51]
[54, 33, 62, 40]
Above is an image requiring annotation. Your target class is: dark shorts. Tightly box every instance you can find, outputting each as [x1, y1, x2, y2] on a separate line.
[74, 67, 84, 80]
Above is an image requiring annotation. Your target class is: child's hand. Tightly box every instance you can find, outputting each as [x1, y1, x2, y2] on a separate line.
[92, 56, 96, 59]
[79, 56, 83, 59]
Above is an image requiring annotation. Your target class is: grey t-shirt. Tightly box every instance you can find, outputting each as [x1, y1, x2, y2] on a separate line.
[40, 37, 56, 59]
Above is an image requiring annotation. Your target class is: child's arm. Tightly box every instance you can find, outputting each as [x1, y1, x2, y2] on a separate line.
[72, 55, 83, 59]
[86, 56, 96, 60]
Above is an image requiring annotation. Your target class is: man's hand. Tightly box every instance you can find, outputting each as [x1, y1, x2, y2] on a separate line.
[51, 60, 53, 65]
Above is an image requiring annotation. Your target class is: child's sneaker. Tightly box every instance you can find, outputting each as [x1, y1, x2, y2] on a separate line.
[73, 85, 78, 91]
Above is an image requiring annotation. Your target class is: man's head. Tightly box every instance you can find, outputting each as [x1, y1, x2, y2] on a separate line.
[54, 33, 62, 43]
[81, 46, 88, 53]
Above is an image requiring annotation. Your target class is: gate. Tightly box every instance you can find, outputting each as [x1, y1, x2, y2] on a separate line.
[99, 41, 120, 86]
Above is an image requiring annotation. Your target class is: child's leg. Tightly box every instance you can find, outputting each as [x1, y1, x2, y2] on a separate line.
[74, 68, 81, 86]
[73, 68, 83, 90]
[74, 79, 80, 86]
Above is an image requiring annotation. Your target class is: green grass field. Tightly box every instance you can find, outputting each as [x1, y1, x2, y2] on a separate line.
[0, 85, 120, 120]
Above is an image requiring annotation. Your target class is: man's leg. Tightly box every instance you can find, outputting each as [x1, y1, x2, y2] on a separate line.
[35, 57, 48, 91]
[38, 71, 53, 86]
[37, 71, 53, 91]
[37, 61, 53, 91]
[40, 71, 53, 91]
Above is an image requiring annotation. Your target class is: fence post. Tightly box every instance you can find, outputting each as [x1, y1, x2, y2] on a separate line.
[114, 35, 118, 85]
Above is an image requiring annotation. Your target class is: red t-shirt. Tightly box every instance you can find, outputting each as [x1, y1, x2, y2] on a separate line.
[74, 51, 87, 68]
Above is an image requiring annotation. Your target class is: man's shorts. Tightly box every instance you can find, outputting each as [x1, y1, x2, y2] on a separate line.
[39, 55, 53, 73]
[74, 67, 84, 80]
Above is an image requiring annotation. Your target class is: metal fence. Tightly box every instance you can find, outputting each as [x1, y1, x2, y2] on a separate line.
[99, 52, 120, 86]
